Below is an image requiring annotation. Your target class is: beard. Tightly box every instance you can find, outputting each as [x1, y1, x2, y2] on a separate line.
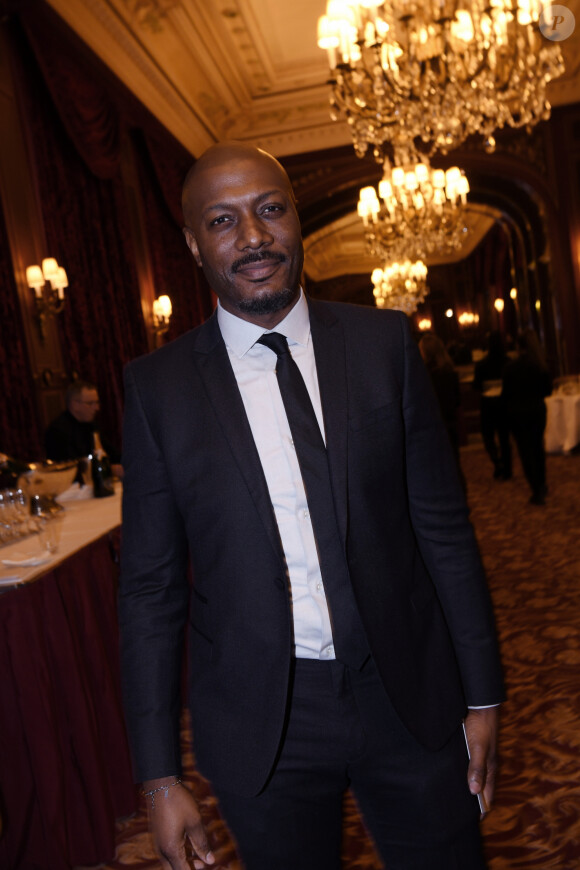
[237, 285, 298, 316]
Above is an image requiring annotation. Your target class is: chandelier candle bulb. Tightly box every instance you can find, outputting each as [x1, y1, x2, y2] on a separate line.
[415, 163, 429, 183]
[391, 167, 405, 187]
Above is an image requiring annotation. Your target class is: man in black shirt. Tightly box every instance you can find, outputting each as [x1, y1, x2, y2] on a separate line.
[45, 380, 122, 476]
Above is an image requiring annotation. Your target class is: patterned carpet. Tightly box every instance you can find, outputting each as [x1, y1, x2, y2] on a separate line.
[98, 445, 580, 870]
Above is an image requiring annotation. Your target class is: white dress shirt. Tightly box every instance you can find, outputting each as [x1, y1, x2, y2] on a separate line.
[217, 291, 336, 660]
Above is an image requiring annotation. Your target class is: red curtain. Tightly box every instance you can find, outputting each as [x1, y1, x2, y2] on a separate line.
[11, 18, 145, 450]
[0, 202, 43, 459]
[133, 131, 214, 342]
[5, 2, 213, 451]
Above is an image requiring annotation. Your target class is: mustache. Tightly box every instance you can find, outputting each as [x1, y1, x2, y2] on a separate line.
[232, 251, 286, 273]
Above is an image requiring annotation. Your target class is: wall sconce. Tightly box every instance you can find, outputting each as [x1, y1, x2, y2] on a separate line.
[458, 312, 480, 327]
[152, 294, 172, 345]
[494, 298, 505, 313]
[417, 318, 432, 331]
[26, 257, 68, 339]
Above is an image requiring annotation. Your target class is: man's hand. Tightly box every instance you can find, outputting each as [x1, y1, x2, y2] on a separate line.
[143, 778, 216, 870]
[464, 707, 499, 817]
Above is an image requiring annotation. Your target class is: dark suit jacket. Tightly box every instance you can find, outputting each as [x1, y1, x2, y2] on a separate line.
[119, 298, 503, 796]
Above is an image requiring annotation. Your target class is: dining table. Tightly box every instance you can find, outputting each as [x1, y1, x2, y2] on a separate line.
[0, 484, 137, 870]
[545, 384, 580, 453]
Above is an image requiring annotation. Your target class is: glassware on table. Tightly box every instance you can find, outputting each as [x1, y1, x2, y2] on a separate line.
[0, 489, 26, 544]
[37, 512, 63, 554]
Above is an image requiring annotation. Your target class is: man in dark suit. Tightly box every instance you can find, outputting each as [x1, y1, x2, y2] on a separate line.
[119, 142, 503, 870]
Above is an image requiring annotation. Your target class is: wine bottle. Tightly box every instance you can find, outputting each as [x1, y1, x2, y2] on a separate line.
[91, 433, 115, 498]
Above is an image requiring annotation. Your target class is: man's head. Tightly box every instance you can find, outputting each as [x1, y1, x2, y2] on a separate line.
[66, 381, 100, 423]
[182, 142, 304, 327]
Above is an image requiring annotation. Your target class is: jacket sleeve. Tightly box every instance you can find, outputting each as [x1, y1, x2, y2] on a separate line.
[399, 315, 504, 707]
[118, 360, 190, 783]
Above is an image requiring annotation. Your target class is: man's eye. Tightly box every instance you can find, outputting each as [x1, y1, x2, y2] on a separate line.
[262, 204, 283, 214]
[209, 215, 231, 227]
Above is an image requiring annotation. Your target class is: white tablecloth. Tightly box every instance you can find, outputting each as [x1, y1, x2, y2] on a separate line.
[545, 393, 580, 453]
[0, 485, 121, 589]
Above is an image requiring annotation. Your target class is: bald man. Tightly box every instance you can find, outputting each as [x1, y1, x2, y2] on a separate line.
[119, 142, 503, 870]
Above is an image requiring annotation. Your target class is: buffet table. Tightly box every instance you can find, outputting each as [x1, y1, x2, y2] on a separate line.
[0, 487, 138, 870]
[545, 390, 580, 453]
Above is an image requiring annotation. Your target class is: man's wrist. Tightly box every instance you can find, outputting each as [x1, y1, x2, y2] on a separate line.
[142, 774, 182, 790]
[141, 777, 183, 810]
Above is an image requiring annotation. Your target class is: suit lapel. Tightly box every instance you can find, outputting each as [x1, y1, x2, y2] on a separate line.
[191, 315, 284, 564]
[308, 300, 349, 543]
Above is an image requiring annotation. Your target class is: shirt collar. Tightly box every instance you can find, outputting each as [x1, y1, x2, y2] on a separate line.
[217, 289, 310, 359]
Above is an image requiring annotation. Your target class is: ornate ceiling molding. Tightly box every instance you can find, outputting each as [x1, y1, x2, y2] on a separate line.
[46, 0, 215, 154]
[45, 0, 580, 162]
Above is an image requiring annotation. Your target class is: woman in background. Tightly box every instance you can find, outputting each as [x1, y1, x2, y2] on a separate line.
[502, 329, 552, 505]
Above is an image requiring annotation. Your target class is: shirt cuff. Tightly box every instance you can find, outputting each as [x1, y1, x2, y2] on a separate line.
[467, 704, 501, 709]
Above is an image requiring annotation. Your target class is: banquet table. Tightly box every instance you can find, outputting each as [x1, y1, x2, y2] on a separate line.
[545, 390, 580, 453]
[0, 486, 138, 870]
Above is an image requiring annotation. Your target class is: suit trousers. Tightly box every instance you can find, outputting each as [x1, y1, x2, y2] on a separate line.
[213, 657, 486, 870]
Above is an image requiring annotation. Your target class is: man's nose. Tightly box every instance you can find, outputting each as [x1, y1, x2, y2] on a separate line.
[237, 213, 273, 249]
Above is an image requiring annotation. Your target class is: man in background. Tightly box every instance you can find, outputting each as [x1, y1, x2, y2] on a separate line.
[45, 380, 122, 477]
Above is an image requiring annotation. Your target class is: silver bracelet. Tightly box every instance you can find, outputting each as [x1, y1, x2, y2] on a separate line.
[142, 778, 182, 810]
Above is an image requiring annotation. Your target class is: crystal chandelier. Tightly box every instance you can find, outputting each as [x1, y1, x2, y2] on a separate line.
[317, 0, 565, 161]
[358, 158, 470, 261]
[371, 259, 428, 313]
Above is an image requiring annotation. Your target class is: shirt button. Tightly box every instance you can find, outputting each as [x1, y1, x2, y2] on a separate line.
[316, 583, 322, 593]
[303, 509, 310, 519]
[325, 646, 334, 657]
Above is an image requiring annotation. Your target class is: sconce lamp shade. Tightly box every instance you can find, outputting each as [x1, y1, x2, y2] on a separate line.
[53, 267, 68, 289]
[26, 256, 68, 337]
[494, 298, 505, 313]
[41, 258, 59, 280]
[26, 265, 44, 288]
[153, 295, 172, 320]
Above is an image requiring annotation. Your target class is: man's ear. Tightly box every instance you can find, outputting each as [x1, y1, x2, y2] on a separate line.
[183, 227, 202, 268]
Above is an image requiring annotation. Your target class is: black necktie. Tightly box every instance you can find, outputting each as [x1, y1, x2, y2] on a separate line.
[257, 332, 369, 669]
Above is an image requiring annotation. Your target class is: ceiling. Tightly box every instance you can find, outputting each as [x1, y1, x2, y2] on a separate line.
[45, 0, 580, 282]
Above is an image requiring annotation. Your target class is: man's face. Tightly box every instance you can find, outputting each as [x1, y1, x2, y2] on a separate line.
[183, 153, 304, 326]
[70, 388, 100, 423]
